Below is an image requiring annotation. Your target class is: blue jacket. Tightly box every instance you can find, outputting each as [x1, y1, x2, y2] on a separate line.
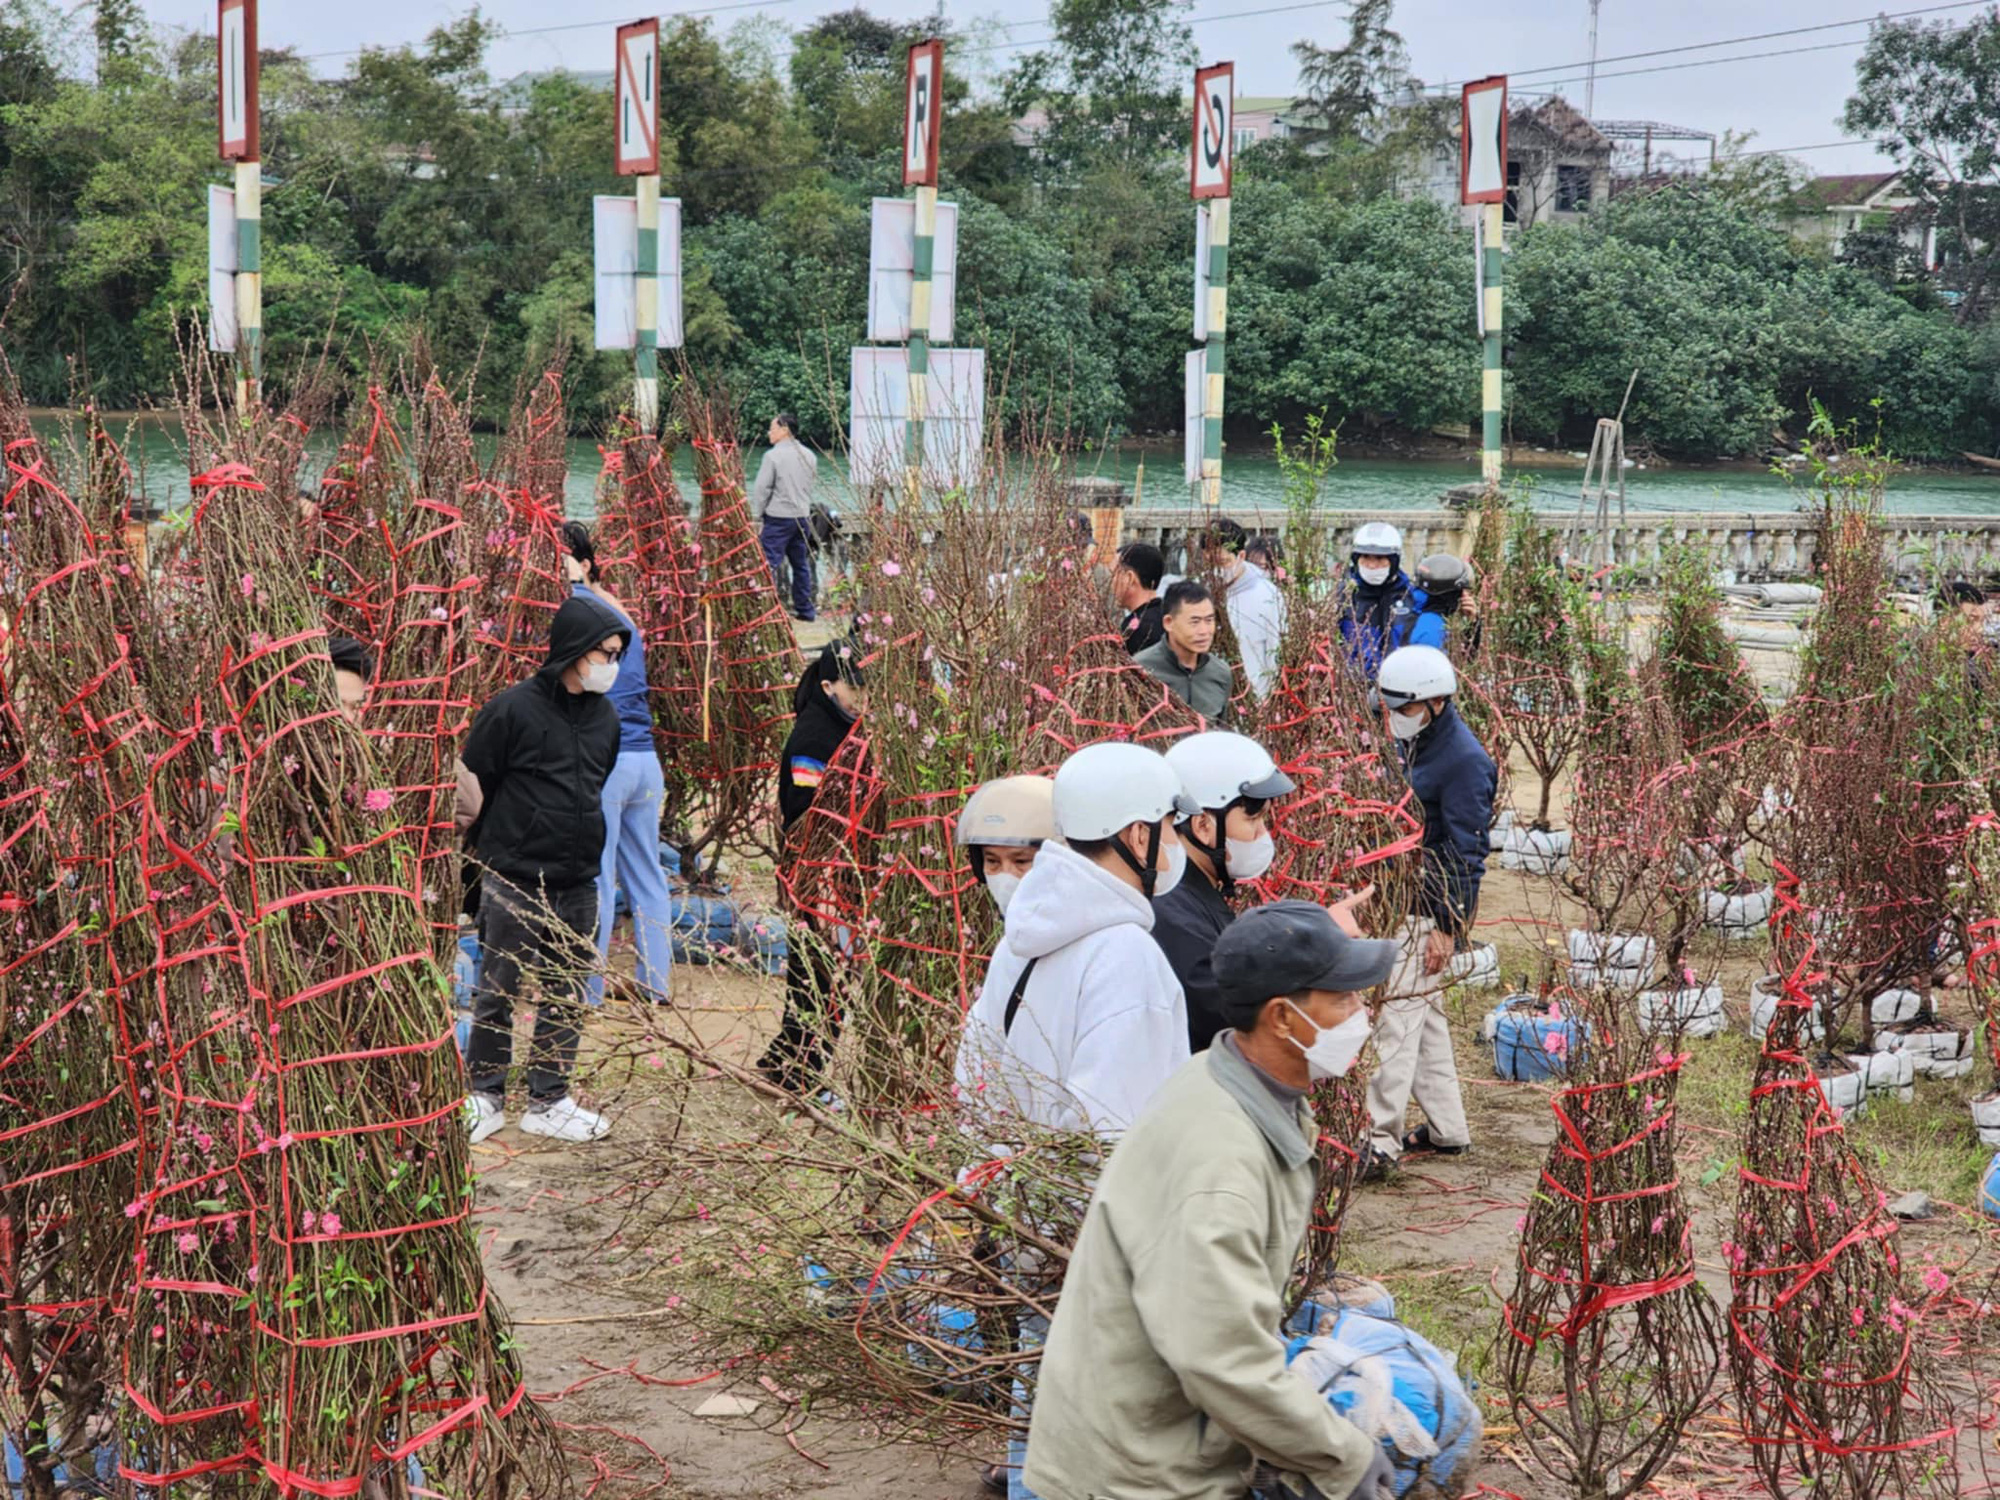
[1386, 587, 1449, 653]
[573, 584, 653, 753]
[1338, 565, 1411, 674]
[1400, 702, 1497, 939]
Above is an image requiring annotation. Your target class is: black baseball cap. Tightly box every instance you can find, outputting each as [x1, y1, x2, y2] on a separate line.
[1212, 901, 1399, 1018]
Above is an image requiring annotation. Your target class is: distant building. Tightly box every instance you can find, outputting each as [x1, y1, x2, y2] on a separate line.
[1782, 171, 1934, 264]
[1411, 96, 1612, 229]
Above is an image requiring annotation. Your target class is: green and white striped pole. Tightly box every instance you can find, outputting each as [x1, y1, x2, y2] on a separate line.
[635, 171, 660, 433]
[1200, 197, 1229, 508]
[234, 158, 261, 410]
[1481, 199, 1503, 486]
[905, 181, 935, 502]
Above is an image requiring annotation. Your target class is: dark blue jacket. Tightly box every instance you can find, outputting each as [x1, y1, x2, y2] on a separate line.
[1338, 565, 1411, 674]
[1400, 702, 1497, 940]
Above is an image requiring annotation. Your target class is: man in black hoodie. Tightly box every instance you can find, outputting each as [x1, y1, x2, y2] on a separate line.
[461, 593, 631, 1145]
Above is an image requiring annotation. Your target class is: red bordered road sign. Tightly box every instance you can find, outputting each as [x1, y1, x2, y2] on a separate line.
[218, 0, 258, 161]
[903, 39, 944, 188]
[616, 18, 661, 176]
[1461, 75, 1508, 205]
[1191, 62, 1234, 201]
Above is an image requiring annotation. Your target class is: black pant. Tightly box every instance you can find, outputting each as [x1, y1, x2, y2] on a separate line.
[757, 914, 841, 1090]
[465, 878, 599, 1105]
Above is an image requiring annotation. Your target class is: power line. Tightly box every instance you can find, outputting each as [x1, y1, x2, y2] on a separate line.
[1502, 0, 1989, 81]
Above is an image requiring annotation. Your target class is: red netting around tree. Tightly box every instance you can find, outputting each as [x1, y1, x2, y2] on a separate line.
[1, 366, 555, 1497]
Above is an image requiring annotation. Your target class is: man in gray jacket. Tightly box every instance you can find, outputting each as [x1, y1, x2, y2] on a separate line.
[1024, 901, 1399, 1500]
[1132, 579, 1236, 722]
[751, 412, 819, 621]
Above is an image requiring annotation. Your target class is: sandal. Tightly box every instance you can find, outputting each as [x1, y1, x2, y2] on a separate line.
[1401, 1124, 1469, 1157]
[1356, 1146, 1396, 1184]
[980, 1464, 1009, 1496]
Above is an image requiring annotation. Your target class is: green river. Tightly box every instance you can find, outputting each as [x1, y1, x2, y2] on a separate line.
[30, 416, 2000, 518]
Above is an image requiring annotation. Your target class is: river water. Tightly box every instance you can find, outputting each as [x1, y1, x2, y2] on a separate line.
[30, 416, 2000, 518]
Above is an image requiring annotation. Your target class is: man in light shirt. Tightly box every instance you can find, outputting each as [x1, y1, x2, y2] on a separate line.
[750, 412, 820, 622]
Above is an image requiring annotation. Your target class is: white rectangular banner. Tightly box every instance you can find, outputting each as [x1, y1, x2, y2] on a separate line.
[1193, 205, 1210, 341]
[848, 346, 985, 489]
[866, 197, 958, 343]
[594, 196, 637, 350]
[208, 183, 236, 274]
[657, 196, 684, 349]
[209, 268, 238, 352]
[1185, 349, 1205, 486]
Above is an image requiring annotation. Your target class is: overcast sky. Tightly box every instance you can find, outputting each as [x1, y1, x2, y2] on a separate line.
[132, 0, 1915, 176]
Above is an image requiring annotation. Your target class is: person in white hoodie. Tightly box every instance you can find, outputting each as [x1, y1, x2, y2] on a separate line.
[1203, 518, 1285, 698]
[954, 739, 1198, 1500]
[955, 740, 1198, 1138]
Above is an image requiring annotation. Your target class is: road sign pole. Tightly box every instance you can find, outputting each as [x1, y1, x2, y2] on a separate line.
[635, 172, 660, 433]
[1201, 198, 1229, 509]
[1190, 62, 1234, 507]
[905, 182, 935, 501]
[1481, 201, 1503, 485]
[234, 157, 260, 410]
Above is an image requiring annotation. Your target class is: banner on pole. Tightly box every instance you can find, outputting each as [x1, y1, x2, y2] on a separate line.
[902, 39, 944, 188]
[849, 346, 984, 488]
[615, 19, 660, 176]
[207, 184, 237, 351]
[1191, 62, 1234, 201]
[592, 195, 685, 350]
[1460, 76, 1508, 205]
[1184, 350, 1205, 486]
[1192, 205, 1210, 340]
[866, 197, 958, 342]
[217, 0, 258, 160]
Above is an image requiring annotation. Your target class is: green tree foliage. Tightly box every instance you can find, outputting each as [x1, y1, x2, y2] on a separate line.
[1508, 183, 1997, 458]
[0, 0, 1995, 460]
[1842, 9, 2000, 325]
[1004, 0, 1193, 181]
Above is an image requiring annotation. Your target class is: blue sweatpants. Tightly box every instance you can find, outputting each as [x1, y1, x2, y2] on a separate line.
[592, 748, 674, 1005]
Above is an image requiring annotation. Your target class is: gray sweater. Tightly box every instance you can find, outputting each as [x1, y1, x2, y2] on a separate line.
[750, 439, 819, 520]
[1132, 638, 1236, 722]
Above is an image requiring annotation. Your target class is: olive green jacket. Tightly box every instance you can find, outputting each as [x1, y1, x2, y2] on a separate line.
[1132, 638, 1236, 723]
[1023, 1040, 1376, 1500]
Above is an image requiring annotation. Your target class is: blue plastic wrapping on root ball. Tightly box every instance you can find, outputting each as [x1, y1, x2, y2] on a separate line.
[1279, 1307, 1481, 1499]
[6, 1433, 117, 1498]
[1490, 1004, 1584, 1082]
[1981, 1152, 2000, 1220]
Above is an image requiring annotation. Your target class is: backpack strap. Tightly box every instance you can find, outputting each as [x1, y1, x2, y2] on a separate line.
[1002, 957, 1041, 1037]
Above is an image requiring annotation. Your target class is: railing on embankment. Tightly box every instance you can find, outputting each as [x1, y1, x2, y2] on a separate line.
[819, 509, 2000, 585]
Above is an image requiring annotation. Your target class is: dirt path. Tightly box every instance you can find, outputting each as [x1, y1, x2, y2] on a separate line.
[468, 843, 1995, 1500]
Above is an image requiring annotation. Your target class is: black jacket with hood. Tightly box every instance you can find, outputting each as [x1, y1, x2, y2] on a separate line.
[779, 656, 862, 833]
[462, 593, 632, 893]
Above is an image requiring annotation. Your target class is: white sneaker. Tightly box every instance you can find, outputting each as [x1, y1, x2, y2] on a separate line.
[519, 1096, 610, 1143]
[465, 1093, 505, 1144]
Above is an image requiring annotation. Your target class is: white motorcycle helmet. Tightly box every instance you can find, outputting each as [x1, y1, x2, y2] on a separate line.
[1377, 645, 1458, 706]
[1350, 521, 1404, 563]
[1164, 731, 1296, 892]
[1053, 741, 1199, 897]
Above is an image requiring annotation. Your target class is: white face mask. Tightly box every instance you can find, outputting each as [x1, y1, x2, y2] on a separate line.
[581, 660, 619, 694]
[1357, 563, 1392, 587]
[1225, 830, 1275, 881]
[1388, 706, 1429, 741]
[986, 873, 1023, 917]
[1151, 841, 1187, 898]
[1285, 1001, 1371, 1081]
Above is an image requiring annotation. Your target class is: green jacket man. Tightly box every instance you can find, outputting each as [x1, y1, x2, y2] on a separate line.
[1024, 900, 1400, 1500]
